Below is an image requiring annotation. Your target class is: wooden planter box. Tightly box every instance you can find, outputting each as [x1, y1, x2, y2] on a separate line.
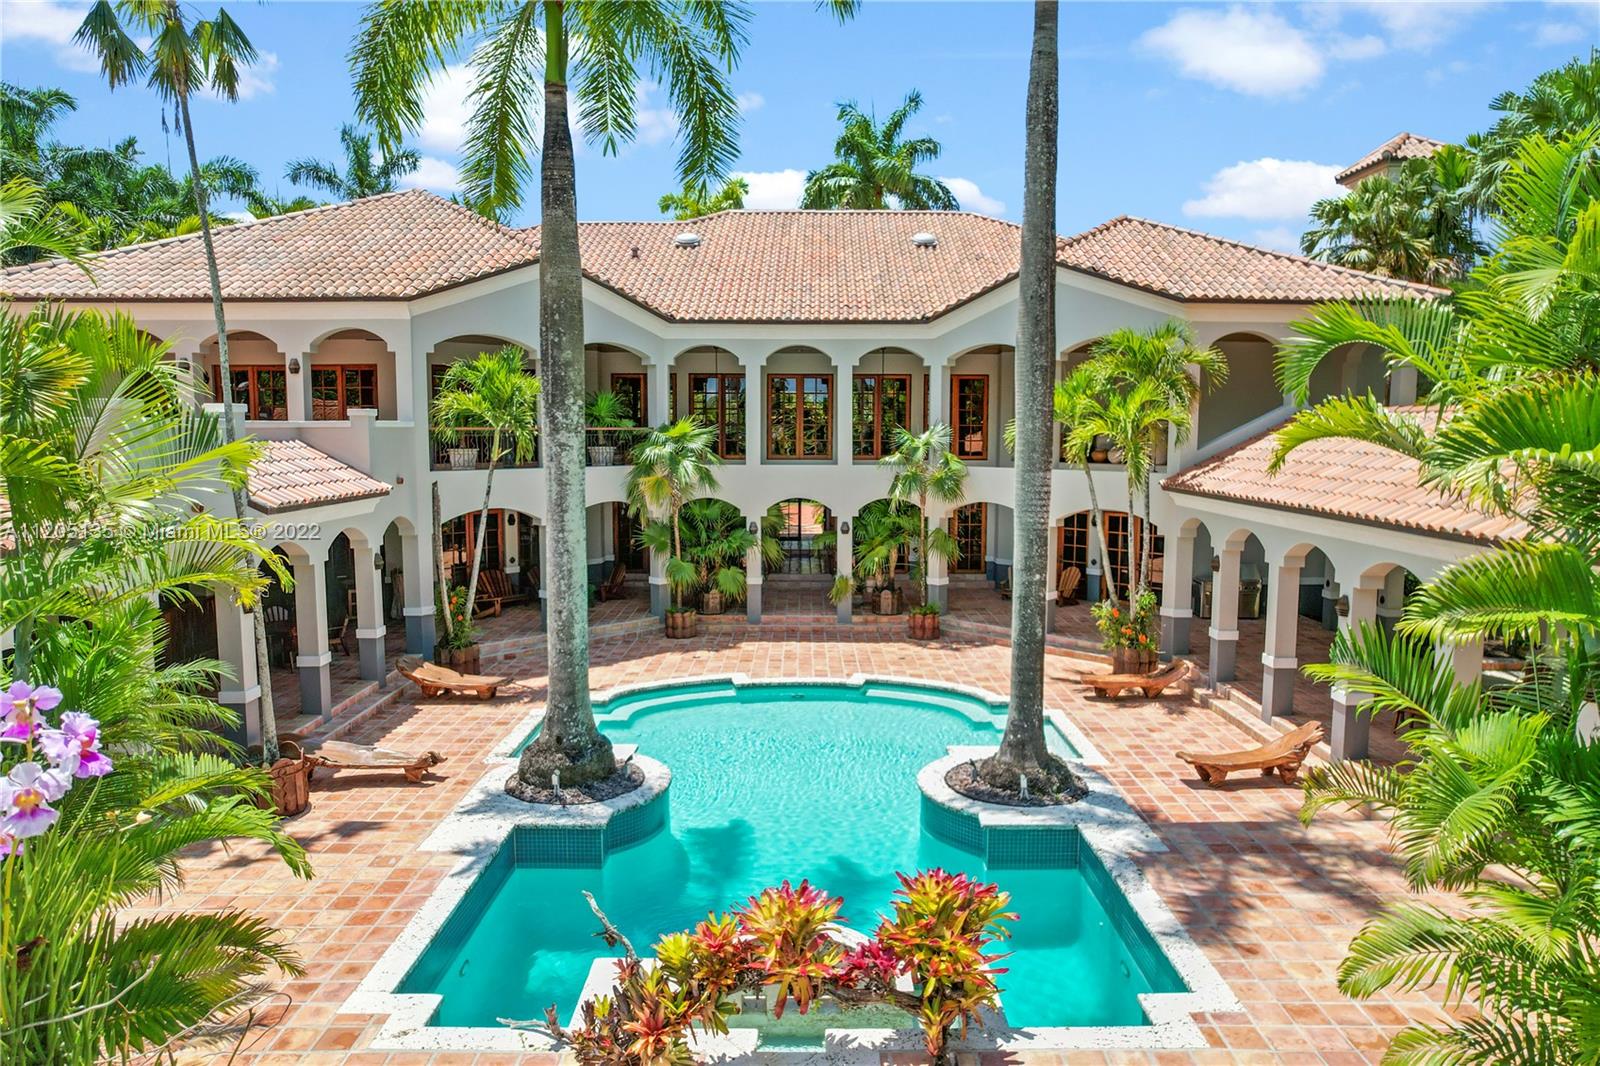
[701, 590, 726, 616]
[1110, 646, 1157, 675]
[263, 741, 311, 817]
[874, 587, 905, 616]
[909, 612, 941, 640]
[445, 643, 481, 674]
[666, 609, 699, 639]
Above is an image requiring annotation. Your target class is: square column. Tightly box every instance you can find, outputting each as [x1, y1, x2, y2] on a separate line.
[926, 359, 950, 428]
[649, 547, 669, 617]
[214, 589, 261, 746]
[399, 529, 436, 654]
[1330, 583, 1379, 761]
[835, 519, 854, 624]
[1207, 547, 1243, 684]
[925, 512, 949, 611]
[1260, 562, 1302, 721]
[352, 542, 386, 681]
[1438, 636, 1484, 688]
[745, 515, 764, 624]
[293, 555, 333, 721]
[831, 355, 855, 467]
[645, 358, 670, 428]
[1159, 530, 1196, 656]
[1042, 518, 1060, 631]
[744, 360, 763, 463]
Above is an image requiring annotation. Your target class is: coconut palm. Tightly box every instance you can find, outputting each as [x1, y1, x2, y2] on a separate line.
[1467, 48, 1600, 212]
[626, 418, 723, 612]
[659, 175, 748, 220]
[880, 424, 967, 609]
[352, 0, 784, 787]
[75, 0, 286, 764]
[431, 347, 542, 620]
[800, 89, 958, 210]
[978, 1, 1081, 799]
[0, 82, 77, 183]
[1085, 321, 1227, 591]
[286, 123, 419, 200]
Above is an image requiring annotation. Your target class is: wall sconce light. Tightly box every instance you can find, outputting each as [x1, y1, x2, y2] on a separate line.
[748, 520, 759, 534]
[1335, 595, 1351, 617]
[840, 521, 851, 535]
[506, 513, 517, 527]
[396, 475, 405, 485]
[288, 357, 301, 374]
[1210, 555, 1221, 572]
[1377, 591, 1386, 606]
[373, 553, 383, 571]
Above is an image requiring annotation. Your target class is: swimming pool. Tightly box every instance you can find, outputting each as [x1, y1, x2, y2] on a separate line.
[397, 680, 1189, 1041]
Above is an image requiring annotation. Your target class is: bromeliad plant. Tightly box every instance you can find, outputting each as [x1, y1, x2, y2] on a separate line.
[539, 870, 1012, 1066]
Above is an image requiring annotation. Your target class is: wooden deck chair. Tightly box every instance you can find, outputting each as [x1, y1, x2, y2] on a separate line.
[1176, 720, 1324, 787]
[1056, 566, 1082, 606]
[595, 560, 628, 602]
[302, 739, 447, 784]
[1083, 660, 1190, 699]
[397, 655, 508, 700]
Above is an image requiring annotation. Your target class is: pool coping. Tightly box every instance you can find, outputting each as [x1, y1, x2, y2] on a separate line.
[342, 674, 1235, 1057]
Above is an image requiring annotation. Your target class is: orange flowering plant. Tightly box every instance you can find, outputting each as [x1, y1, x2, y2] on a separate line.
[1090, 589, 1158, 651]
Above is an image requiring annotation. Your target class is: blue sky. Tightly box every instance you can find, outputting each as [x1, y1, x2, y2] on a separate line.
[3, 0, 1595, 249]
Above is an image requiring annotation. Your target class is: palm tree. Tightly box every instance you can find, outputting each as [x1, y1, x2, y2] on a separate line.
[1466, 49, 1599, 212]
[76, 0, 286, 765]
[981, 0, 1082, 799]
[0, 82, 77, 183]
[659, 175, 748, 220]
[1086, 321, 1226, 592]
[0, 178, 92, 269]
[1274, 128, 1600, 1062]
[880, 424, 967, 609]
[626, 418, 724, 613]
[286, 123, 420, 200]
[431, 347, 542, 621]
[800, 89, 958, 210]
[352, 0, 792, 788]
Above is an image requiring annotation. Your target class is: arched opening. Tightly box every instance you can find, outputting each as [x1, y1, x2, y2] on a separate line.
[1059, 510, 1163, 604]
[429, 335, 539, 471]
[942, 501, 1019, 625]
[672, 347, 749, 461]
[199, 331, 287, 421]
[947, 345, 1013, 467]
[1198, 332, 1281, 446]
[1306, 342, 1388, 407]
[311, 328, 397, 420]
[437, 507, 542, 639]
[587, 501, 650, 626]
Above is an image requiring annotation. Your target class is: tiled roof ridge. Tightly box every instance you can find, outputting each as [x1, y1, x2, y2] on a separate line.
[1335, 132, 1448, 182]
[1063, 215, 1448, 296]
[1168, 403, 1440, 478]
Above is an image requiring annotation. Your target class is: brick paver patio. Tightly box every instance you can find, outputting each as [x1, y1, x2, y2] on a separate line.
[172, 626, 1452, 1064]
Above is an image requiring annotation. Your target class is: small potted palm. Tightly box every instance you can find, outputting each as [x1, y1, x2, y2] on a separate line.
[882, 425, 967, 640]
[585, 390, 635, 466]
[436, 585, 480, 672]
[627, 417, 722, 639]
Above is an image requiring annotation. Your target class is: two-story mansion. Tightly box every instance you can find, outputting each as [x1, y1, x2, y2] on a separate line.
[2, 174, 1512, 763]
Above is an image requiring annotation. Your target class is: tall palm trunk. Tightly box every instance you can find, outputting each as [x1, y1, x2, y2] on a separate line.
[517, 4, 615, 788]
[465, 429, 498, 620]
[918, 488, 929, 605]
[178, 87, 279, 766]
[984, 0, 1078, 796]
[671, 503, 683, 611]
[1140, 433, 1156, 593]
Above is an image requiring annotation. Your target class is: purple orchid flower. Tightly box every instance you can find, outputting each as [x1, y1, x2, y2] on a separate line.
[0, 832, 17, 859]
[0, 761, 71, 839]
[39, 712, 112, 778]
[0, 681, 64, 744]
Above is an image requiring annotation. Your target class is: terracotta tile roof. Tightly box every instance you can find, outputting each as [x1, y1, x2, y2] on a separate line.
[248, 440, 391, 514]
[0, 190, 540, 301]
[1161, 408, 1527, 545]
[1335, 132, 1446, 185]
[1, 191, 1442, 317]
[1055, 217, 1445, 303]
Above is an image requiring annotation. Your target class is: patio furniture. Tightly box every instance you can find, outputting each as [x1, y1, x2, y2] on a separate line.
[329, 614, 355, 657]
[397, 654, 508, 700]
[1057, 565, 1082, 606]
[263, 604, 295, 668]
[301, 738, 447, 784]
[998, 575, 1011, 600]
[476, 569, 529, 618]
[595, 560, 627, 602]
[1083, 660, 1189, 699]
[1176, 720, 1324, 787]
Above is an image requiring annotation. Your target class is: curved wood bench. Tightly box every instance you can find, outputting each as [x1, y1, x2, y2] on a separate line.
[1176, 720, 1324, 787]
[1083, 661, 1189, 699]
[397, 654, 508, 700]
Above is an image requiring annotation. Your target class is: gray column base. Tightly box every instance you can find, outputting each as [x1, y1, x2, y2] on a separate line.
[1321, 598, 1337, 630]
[358, 635, 385, 681]
[1261, 662, 1297, 720]
[1330, 690, 1371, 761]
[404, 613, 435, 655]
[746, 584, 762, 624]
[1208, 634, 1238, 684]
[216, 696, 255, 747]
[649, 582, 668, 618]
[538, 594, 548, 632]
[1160, 613, 1192, 656]
[927, 582, 949, 611]
[836, 594, 852, 625]
[299, 664, 332, 721]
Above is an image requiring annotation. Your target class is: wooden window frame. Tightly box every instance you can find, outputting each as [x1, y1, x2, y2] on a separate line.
[951, 374, 989, 460]
[689, 372, 746, 459]
[765, 372, 834, 460]
[852, 373, 912, 458]
[1059, 512, 1164, 599]
[215, 365, 288, 421]
[610, 372, 648, 426]
[441, 510, 505, 578]
[949, 502, 987, 573]
[310, 363, 378, 420]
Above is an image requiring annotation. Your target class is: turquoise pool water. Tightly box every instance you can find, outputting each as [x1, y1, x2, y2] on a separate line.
[402, 682, 1183, 1034]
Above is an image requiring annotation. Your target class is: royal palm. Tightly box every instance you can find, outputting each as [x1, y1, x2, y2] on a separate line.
[287, 123, 419, 201]
[801, 89, 957, 210]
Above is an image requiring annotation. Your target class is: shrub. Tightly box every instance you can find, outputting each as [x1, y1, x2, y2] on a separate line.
[1090, 589, 1156, 652]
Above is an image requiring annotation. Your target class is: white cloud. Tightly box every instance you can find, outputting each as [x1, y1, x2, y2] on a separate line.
[1326, 33, 1387, 60]
[1139, 6, 1324, 97]
[1533, 19, 1590, 46]
[731, 168, 806, 210]
[399, 156, 462, 193]
[416, 63, 475, 155]
[1, 1, 106, 71]
[1182, 158, 1344, 221]
[632, 82, 679, 146]
[1345, 0, 1484, 50]
[233, 51, 278, 100]
[736, 91, 765, 113]
[938, 177, 1005, 216]
[1249, 226, 1302, 252]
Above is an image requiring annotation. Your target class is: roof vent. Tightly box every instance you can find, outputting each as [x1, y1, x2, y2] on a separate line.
[911, 231, 938, 248]
[673, 231, 702, 248]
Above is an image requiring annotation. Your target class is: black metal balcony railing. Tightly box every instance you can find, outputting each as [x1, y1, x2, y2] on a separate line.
[583, 426, 649, 467]
[431, 429, 540, 471]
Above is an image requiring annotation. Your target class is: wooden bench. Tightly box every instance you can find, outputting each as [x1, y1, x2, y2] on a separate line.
[303, 739, 447, 784]
[475, 568, 529, 618]
[397, 654, 509, 700]
[1176, 720, 1324, 787]
[1083, 660, 1189, 699]
[595, 560, 627, 602]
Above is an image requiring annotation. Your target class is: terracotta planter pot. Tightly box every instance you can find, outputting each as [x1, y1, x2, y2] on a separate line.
[262, 741, 311, 817]
[909, 612, 940, 640]
[666, 609, 699, 639]
[445, 643, 481, 674]
[1111, 646, 1157, 675]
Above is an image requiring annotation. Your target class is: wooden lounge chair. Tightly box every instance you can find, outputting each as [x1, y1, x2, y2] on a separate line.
[303, 739, 447, 784]
[595, 560, 627, 602]
[397, 654, 508, 700]
[1083, 660, 1190, 699]
[1057, 565, 1082, 606]
[475, 569, 529, 618]
[1176, 720, 1324, 787]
